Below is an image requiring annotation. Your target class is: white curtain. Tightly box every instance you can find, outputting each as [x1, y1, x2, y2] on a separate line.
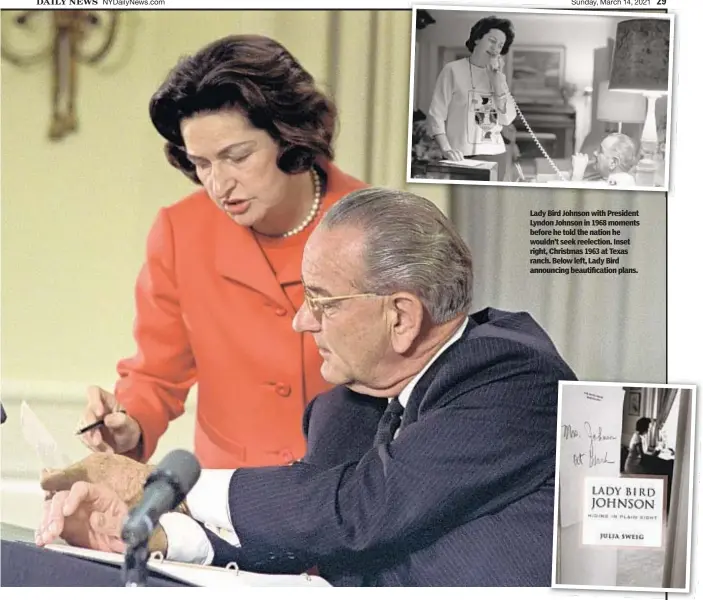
[650, 387, 679, 448]
[663, 388, 692, 590]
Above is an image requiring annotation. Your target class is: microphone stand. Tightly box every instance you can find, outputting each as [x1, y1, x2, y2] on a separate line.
[120, 449, 202, 587]
[122, 539, 149, 587]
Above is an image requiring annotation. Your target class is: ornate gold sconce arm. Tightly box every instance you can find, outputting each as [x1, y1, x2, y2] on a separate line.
[2, 10, 120, 141]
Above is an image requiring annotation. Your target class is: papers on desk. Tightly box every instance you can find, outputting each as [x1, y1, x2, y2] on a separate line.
[44, 544, 331, 587]
[437, 158, 496, 170]
[20, 400, 72, 471]
[535, 172, 571, 183]
[657, 448, 675, 461]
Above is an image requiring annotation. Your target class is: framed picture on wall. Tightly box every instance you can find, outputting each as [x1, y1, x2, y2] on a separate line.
[628, 392, 642, 416]
[438, 44, 567, 104]
[506, 44, 565, 102]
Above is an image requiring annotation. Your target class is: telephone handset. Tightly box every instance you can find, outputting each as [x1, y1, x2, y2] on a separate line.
[489, 55, 568, 182]
[488, 54, 504, 73]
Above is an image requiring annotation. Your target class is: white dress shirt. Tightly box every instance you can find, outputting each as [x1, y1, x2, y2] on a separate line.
[564, 171, 637, 188]
[160, 316, 470, 564]
[606, 171, 637, 186]
[397, 316, 469, 408]
[159, 469, 238, 564]
[427, 59, 516, 157]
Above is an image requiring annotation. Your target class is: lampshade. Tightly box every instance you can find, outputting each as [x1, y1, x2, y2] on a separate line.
[597, 80, 646, 124]
[609, 18, 670, 93]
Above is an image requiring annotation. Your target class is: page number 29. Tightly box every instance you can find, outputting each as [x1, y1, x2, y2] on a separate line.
[656, 0, 666, 4]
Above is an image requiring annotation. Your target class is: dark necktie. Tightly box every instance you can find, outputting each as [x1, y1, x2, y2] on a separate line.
[373, 397, 404, 446]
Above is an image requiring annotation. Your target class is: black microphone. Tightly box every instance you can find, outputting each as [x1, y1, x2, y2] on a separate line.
[121, 449, 201, 548]
[0, 402, 6, 424]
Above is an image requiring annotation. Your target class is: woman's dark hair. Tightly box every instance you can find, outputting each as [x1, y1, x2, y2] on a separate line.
[465, 16, 515, 55]
[149, 35, 337, 184]
[636, 417, 652, 434]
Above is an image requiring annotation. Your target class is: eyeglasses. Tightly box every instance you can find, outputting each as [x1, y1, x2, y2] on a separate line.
[303, 286, 382, 322]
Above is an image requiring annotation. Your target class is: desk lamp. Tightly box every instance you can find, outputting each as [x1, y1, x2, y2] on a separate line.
[597, 80, 646, 134]
[609, 18, 670, 185]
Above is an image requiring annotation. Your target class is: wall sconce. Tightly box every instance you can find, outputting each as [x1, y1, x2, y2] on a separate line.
[1, 10, 120, 141]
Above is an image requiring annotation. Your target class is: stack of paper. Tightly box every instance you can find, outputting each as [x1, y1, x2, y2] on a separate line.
[438, 158, 496, 169]
[20, 400, 72, 471]
[45, 544, 331, 587]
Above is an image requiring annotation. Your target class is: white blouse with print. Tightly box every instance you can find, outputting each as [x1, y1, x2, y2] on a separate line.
[427, 58, 517, 157]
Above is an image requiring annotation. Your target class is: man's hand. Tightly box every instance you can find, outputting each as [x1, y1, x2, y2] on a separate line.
[36, 481, 128, 553]
[41, 453, 154, 509]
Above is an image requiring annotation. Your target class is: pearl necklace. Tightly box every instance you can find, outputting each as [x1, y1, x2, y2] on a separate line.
[279, 168, 322, 238]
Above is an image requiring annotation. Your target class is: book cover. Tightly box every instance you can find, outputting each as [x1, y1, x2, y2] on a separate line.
[552, 381, 696, 592]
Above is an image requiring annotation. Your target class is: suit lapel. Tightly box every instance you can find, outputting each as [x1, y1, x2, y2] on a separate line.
[400, 317, 479, 429]
[214, 210, 294, 311]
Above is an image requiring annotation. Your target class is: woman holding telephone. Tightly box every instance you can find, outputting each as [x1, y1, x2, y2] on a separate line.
[427, 16, 517, 180]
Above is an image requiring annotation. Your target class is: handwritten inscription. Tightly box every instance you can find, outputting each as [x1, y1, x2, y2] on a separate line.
[584, 421, 616, 468]
[563, 421, 616, 469]
[584, 421, 617, 443]
[562, 424, 580, 439]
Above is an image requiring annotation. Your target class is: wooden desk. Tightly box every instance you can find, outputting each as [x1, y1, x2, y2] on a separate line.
[412, 160, 498, 182]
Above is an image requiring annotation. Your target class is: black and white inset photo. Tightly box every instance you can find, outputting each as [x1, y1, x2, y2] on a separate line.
[553, 381, 696, 592]
[408, 6, 674, 192]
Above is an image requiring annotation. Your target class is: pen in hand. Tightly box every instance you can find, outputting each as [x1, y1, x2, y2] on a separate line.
[75, 410, 127, 435]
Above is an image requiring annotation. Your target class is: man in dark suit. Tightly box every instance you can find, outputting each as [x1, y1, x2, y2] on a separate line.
[34, 187, 576, 586]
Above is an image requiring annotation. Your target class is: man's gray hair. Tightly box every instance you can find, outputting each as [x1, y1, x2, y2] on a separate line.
[605, 133, 638, 172]
[320, 187, 473, 324]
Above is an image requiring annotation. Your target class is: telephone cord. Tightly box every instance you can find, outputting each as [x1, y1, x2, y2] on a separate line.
[508, 89, 569, 182]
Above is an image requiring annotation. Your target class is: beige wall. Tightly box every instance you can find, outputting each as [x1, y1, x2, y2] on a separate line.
[1, 9, 445, 386]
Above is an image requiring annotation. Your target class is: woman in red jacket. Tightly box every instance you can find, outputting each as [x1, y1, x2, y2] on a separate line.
[78, 35, 366, 468]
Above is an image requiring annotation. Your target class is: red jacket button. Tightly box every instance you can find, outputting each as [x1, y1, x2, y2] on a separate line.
[276, 383, 291, 397]
[275, 307, 287, 317]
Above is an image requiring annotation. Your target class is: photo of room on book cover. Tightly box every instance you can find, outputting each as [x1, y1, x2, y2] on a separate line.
[552, 382, 696, 592]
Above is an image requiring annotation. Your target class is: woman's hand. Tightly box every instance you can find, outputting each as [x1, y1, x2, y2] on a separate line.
[433, 133, 463, 162]
[79, 385, 142, 455]
[36, 481, 128, 554]
[487, 56, 506, 87]
[487, 54, 504, 73]
[441, 148, 465, 162]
